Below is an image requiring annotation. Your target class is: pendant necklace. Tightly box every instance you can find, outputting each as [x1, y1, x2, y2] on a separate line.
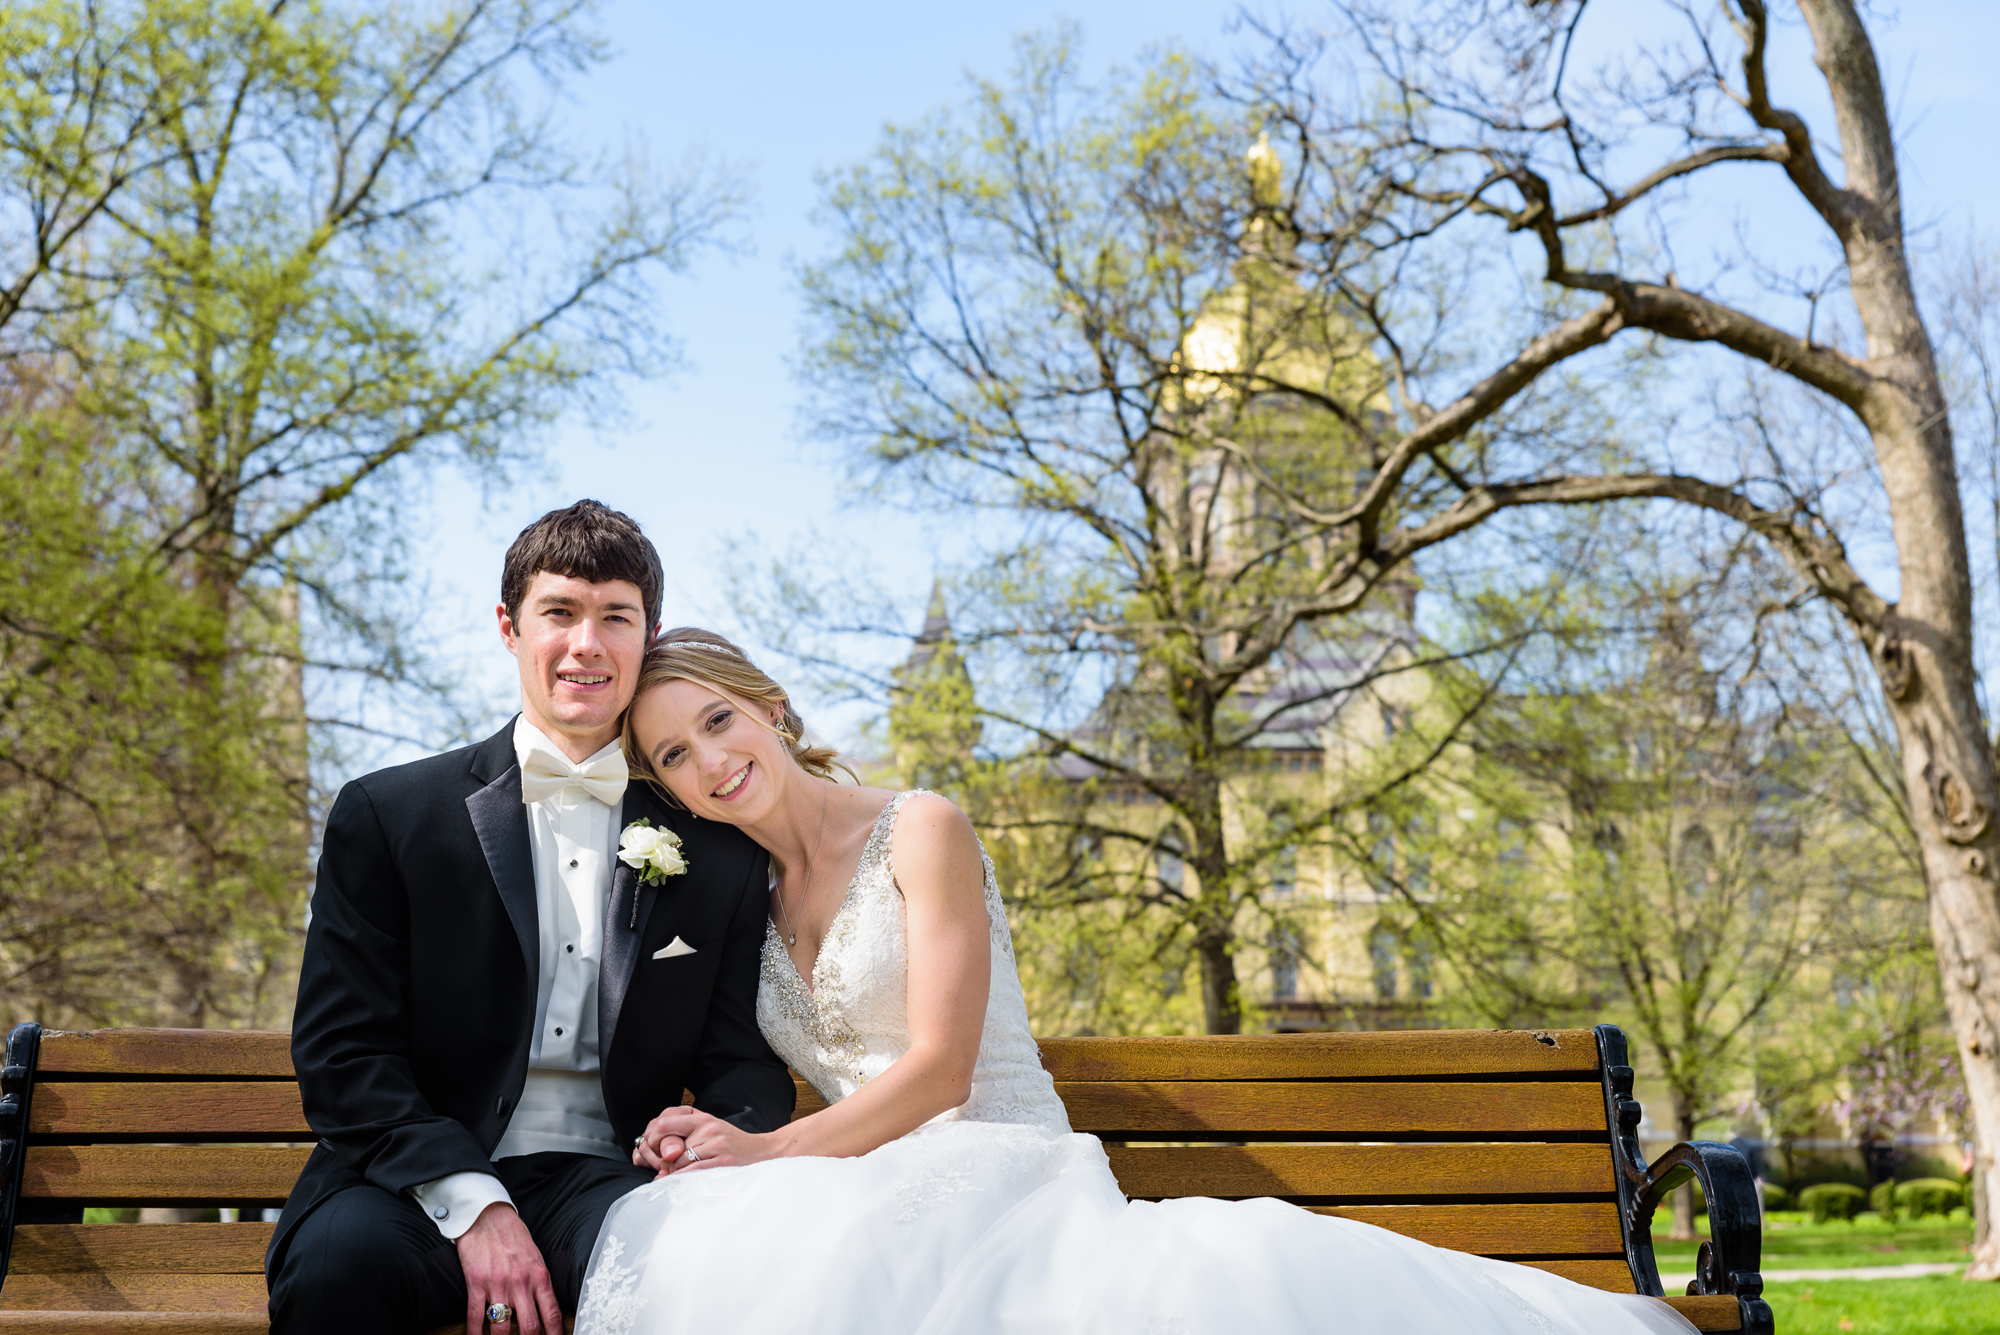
[774, 779, 829, 949]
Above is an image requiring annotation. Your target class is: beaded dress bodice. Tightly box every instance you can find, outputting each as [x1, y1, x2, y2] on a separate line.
[756, 791, 1069, 1132]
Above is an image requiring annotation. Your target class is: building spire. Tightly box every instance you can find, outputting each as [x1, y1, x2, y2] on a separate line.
[917, 579, 950, 645]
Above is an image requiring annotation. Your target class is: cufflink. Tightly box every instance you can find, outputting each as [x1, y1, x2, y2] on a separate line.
[434, 1206, 448, 1219]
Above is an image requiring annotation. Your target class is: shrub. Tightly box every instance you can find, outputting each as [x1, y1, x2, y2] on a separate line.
[1759, 1182, 1789, 1212]
[1895, 1155, 1961, 1184]
[1869, 1180, 1897, 1221]
[1798, 1182, 1866, 1223]
[1892, 1178, 1964, 1218]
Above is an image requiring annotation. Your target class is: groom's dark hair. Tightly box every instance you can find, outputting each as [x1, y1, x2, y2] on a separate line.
[502, 500, 664, 634]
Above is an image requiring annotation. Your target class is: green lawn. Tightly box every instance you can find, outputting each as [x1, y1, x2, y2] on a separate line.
[1652, 1212, 1976, 1272]
[1762, 1276, 2000, 1334]
[1646, 1213, 1989, 1331]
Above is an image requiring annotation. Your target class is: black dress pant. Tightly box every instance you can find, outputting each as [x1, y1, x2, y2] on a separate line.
[268, 1152, 653, 1335]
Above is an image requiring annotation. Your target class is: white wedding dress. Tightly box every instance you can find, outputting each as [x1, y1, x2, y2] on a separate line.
[576, 793, 1693, 1334]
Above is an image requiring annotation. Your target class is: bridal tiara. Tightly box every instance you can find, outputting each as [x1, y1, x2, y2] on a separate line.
[658, 640, 739, 656]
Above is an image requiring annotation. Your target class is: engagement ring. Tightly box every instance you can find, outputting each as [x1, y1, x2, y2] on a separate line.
[486, 1303, 513, 1325]
[685, 1147, 701, 1163]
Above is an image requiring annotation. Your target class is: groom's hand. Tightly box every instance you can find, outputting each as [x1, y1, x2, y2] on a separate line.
[456, 1202, 561, 1335]
[633, 1130, 686, 1175]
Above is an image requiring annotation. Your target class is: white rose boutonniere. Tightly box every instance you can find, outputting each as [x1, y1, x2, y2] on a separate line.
[618, 818, 687, 886]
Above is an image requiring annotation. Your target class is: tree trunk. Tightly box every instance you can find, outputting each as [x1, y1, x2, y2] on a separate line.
[1195, 929, 1241, 1036]
[1976, 1146, 1992, 1262]
[1669, 1097, 1699, 1242]
[1789, 0, 2000, 1279]
[1171, 702, 1244, 1036]
[1191, 826, 1242, 1034]
[1853, 231, 2000, 1290]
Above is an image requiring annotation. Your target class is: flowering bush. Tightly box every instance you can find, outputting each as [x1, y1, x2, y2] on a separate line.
[1831, 1030, 1971, 1148]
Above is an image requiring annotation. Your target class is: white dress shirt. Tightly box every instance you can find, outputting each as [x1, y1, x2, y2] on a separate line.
[408, 718, 626, 1239]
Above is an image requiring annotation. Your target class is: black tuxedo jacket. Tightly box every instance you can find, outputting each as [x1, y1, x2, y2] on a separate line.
[268, 719, 793, 1271]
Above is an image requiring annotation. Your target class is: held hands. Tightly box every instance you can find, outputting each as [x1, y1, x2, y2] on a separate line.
[455, 1202, 561, 1335]
[633, 1105, 774, 1178]
[630, 1129, 686, 1174]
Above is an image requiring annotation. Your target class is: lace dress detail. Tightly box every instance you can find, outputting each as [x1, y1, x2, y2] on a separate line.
[756, 790, 1070, 1131]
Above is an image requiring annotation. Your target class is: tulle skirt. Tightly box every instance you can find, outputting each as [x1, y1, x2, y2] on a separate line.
[575, 1119, 1695, 1335]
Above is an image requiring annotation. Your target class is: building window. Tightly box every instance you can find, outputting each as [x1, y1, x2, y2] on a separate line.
[1367, 811, 1396, 896]
[1405, 933, 1434, 1000]
[1369, 922, 1400, 1001]
[1269, 842, 1297, 900]
[1270, 924, 1303, 1000]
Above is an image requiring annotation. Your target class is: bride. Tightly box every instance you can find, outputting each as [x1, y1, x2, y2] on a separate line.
[576, 629, 1693, 1335]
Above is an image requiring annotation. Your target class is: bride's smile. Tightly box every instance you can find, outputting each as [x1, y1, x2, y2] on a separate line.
[625, 677, 795, 824]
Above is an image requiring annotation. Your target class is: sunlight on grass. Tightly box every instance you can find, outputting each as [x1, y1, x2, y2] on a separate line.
[1765, 1276, 2000, 1334]
[1651, 1213, 1973, 1271]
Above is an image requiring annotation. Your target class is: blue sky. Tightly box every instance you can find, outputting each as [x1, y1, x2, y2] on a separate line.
[375, 0, 2000, 758]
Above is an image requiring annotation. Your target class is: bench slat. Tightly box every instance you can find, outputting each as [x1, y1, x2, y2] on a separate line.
[1058, 1081, 1606, 1139]
[9, 1226, 274, 1276]
[1663, 1296, 1748, 1332]
[1517, 1258, 1636, 1291]
[23, 1148, 310, 1204]
[0, 1276, 265, 1315]
[1037, 1030, 1601, 1081]
[35, 1078, 1607, 1141]
[0, 1317, 268, 1334]
[30, 1086, 307, 1139]
[35, 1034, 293, 1081]
[37, 1029, 1606, 1083]
[1105, 1143, 1613, 1199]
[1303, 1202, 1622, 1255]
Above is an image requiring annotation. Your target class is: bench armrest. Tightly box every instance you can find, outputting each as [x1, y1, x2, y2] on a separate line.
[0, 1021, 42, 1288]
[1593, 1025, 1772, 1335]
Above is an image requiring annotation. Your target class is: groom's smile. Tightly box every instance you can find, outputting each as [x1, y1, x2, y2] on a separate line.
[499, 570, 650, 759]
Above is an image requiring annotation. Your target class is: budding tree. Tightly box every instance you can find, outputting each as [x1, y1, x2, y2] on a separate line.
[1236, 0, 2000, 1274]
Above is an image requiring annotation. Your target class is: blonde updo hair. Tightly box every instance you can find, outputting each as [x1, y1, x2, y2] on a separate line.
[621, 627, 853, 804]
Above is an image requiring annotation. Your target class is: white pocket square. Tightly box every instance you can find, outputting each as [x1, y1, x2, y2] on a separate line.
[653, 937, 698, 960]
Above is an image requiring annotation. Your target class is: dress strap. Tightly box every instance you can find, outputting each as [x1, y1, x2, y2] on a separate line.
[858, 790, 925, 885]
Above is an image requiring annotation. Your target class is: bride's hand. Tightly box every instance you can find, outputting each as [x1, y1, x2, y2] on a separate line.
[631, 1128, 685, 1174]
[645, 1105, 772, 1176]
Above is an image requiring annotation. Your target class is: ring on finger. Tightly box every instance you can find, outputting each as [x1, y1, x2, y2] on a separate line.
[684, 1146, 701, 1164]
[486, 1303, 513, 1325]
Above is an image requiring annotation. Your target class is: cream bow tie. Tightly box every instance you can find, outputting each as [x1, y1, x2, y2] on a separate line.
[519, 739, 628, 807]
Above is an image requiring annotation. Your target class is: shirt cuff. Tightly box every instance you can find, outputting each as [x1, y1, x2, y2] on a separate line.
[408, 1171, 513, 1240]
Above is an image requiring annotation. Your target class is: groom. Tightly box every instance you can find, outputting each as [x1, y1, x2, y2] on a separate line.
[265, 501, 794, 1335]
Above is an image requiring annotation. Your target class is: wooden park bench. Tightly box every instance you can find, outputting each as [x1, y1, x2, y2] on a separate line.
[0, 1022, 1770, 1333]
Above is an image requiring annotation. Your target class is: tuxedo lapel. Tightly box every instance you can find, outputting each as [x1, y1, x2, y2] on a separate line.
[465, 723, 537, 990]
[600, 783, 673, 1065]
